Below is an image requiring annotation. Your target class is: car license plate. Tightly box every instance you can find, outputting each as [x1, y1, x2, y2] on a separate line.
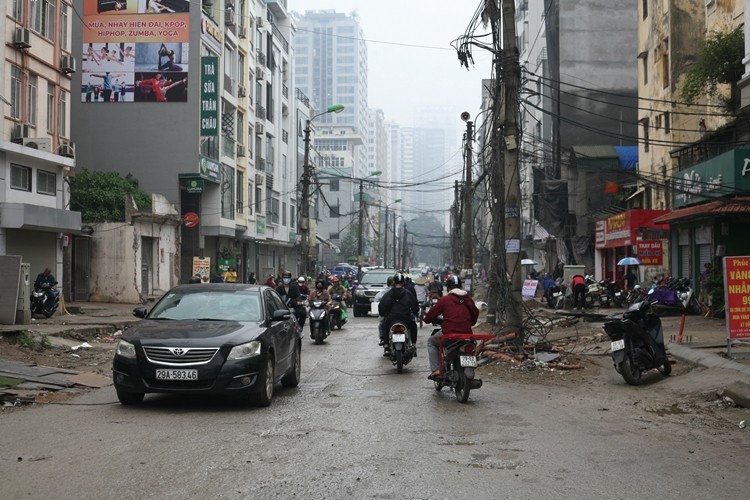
[391, 333, 406, 342]
[615, 292, 622, 297]
[611, 339, 625, 352]
[460, 355, 477, 367]
[155, 369, 198, 380]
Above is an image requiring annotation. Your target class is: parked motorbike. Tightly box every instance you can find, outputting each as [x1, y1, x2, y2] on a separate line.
[385, 320, 416, 373]
[603, 300, 671, 385]
[648, 277, 701, 315]
[308, 299, 330, 345]
[329, 294, 347, 330]
[601, 278, 625, 308]
[585, 275, 605, 308]
[431, 332, 496, 403]
[31, 283, 59, 318]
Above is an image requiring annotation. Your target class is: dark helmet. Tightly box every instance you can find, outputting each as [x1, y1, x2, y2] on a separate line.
[393, 272, 406, 284]
[445, 275, 462, 289]
[282, 270, 292, 278]
[315, 278, 325, 287]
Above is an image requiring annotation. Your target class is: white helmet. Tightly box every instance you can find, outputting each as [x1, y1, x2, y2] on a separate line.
[297, 276, 306, 283]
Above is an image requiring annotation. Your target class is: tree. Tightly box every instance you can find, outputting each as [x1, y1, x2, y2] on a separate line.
[680, 26, 744, 112]
[70, 170, 152, 222]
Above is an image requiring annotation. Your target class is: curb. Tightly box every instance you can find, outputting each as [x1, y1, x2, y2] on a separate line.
[668, 343, 750, 378]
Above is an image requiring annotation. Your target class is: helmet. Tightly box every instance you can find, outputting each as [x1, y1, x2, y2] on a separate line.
[298, 276, 306, 283]
[282, 271, 292, 278]
[392, 272, 406, 284]
[331, 276, 339, 283]
[315, 278, 325, 287]
[445, 275, 462, 289]
[443, 272, 453, 283]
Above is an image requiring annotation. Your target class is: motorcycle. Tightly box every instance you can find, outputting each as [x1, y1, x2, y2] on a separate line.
[385, 320, 416, 373]
[31, 283, 60, 318]
[431, 332, 496, 403]
[308, 299, 330, 345]
[419, 298, 437, 327]
[603, 300, 671, 385]
[647, 277, 701, 315]
[585, 275, 605, 308]
[329, 294, 347, 330]
[601, 278, 624, 308]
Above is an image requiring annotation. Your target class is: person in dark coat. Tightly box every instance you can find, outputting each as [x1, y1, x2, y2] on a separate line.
[378, 272, 420, 351]
[423, 275, 479, 380]
[276, 271, 305, 328]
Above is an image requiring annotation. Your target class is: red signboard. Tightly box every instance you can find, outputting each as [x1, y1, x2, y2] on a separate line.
[183, 212, 199, 228]
[637, 240, 663, 266]
[723, 256, 750, 339]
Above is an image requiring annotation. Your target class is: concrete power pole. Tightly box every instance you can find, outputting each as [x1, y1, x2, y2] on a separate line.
[462, 115, 474, 291]
[502, 0, 523, 333]
[299, 121, 313, 278]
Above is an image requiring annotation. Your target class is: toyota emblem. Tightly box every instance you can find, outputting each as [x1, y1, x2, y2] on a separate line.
[170, 348, 186, 356]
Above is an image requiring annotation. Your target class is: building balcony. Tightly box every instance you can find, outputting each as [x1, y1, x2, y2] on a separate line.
[264, 0, 288, 19]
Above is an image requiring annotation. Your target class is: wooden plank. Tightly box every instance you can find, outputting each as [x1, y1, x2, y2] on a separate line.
[0, 371, 74, 388]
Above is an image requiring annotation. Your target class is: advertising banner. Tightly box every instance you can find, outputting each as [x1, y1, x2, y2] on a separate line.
[724, 256, 750, 340]
[637, 240, 663, 266]
[81, 0, 190, 103]
[192, 257, 211, 283]
[200, 56, 219, 136]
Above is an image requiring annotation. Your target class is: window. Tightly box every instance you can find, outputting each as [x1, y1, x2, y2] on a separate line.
[282, 154, 287, 179]
[661, 39, 669, 89]
[27, 75, 38, 126]
[60, 3, 69, 51]
[640, 118, 650, 152]
[11, 164, 32, 192]
[37, 170, 56, 196]
[664, 112, 671, 133]
[58, 89, 68, 137]
[642, 0, 648, 20]
[236, 171, 244, 213]
[31, 0, 55, 40]
[12, 0, 22, 20]
[237, 110, 245, 145]
[329, 205, 340, 218]
[248, 181, 253, 215]
[10, 65, 22, 120]
[290, 204, 296, 228]
[282, 201, 287, 226]
[46, 82, 54, 132]
[639, 53, 648, 86]
[221, 165, 235, 219]
[255, 186, 262, 213]
[330, 179, 339, 191]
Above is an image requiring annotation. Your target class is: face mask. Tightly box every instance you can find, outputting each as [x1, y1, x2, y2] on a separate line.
[283, 278, 291, 285]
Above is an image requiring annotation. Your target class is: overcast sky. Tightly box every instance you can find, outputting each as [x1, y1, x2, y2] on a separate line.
[287, 0, 493, 128]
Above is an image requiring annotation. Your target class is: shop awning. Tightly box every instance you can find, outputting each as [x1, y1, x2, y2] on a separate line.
[653, 197, 750, 224]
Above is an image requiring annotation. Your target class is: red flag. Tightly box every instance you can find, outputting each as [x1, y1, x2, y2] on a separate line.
[604, 181, 619, 193]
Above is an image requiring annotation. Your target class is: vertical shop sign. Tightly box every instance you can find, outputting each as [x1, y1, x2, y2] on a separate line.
[723, 256, 750, 346]
[200, 56, 219, 136]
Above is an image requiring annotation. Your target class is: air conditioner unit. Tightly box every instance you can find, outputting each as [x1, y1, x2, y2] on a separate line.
[226, 0, 235, 8]
[13, 28, 31, 49]
[256, 17, 264, 28]
[238, 26, 247, 39]
[22, 137, 52, 152]
[238, 85, 246, 98]
[203, 0, 214, 6]
[256, 66, 264, 81]
[57, 141, 76, 158]
[255, 174, 264, 186]
[255, 124, 265, 135]
[60, 55, 76, 74]
[11, 124, 30, 141]
[237, 144, 246, 157]
[225, 10, 235, 26]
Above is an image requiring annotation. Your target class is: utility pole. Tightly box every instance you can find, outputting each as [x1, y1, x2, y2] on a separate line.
[401, 226, 409, 271]
[392, 214, 397, 268]
[383, 205, 389, 269]
[356, 179, 365, 276]
[299, 120, 313, 278]
[501, 0, 522, 333]
[462, 115, 474, 290]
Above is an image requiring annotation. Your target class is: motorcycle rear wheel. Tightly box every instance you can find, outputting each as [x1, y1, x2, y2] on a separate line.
[619, 354, 642, 385]
[454, 362, 471, 403]
[395, 350, 404, 373]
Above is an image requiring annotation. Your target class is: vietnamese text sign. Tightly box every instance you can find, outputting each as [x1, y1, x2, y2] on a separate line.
[522, 279, 539, 300]
[637, 240, 663, 266]
[723, 256, 750, 339]
[200, 56, 219, 136]
[192, 257, 211, 283]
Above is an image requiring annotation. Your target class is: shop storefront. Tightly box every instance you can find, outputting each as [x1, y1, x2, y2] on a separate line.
[595, 209, 669, 285]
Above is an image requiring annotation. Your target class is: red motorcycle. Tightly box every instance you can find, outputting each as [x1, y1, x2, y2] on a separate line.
[432, 333, 495, 403]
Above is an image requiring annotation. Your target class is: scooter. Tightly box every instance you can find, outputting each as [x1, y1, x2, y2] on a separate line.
[431, 331, 496, 403]
[31, 283, 60, 318]
[329, 294, 347, 330]
[385, 320, 416, 373]
[603, 300, 671, 385]
[308, 300, 330, 345]
[648, 277, 702, 315]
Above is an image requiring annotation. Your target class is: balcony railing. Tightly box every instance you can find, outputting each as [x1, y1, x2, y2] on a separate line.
[271, 23, 289, 53]
[282, 83, 288, 99]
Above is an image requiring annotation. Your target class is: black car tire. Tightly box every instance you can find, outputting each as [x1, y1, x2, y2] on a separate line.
[253, 354, 275, 407]
[281, 341, 301, 388]
[353, 307, 364, 317]
[116, 389, 144, 405]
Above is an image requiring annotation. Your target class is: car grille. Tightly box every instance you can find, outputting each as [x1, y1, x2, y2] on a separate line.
[364, 290, 379, 298]
[143, 346, 219, 366]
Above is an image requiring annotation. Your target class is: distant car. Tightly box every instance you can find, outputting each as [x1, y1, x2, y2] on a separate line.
[112, 284, 301, 407]
[330, 263, 358, 277]
[353, 268, 397, 317]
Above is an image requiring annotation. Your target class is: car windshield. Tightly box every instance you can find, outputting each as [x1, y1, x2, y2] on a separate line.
[147, 291, 262, 322]
[360, 272, 393, 285]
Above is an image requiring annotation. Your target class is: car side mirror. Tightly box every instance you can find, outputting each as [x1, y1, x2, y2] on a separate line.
[272, 309, 292, 321]
[133, 307, 148, 318]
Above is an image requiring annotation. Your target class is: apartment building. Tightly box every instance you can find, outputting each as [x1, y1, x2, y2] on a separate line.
[1, 0, 80, 300]
[71, 0, 300, 282]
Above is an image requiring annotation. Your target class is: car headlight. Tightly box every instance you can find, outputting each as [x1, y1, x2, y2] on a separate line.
[355, 289, 366, 297]
[228, 340, 262, 360]
[115, 340, 136, 359]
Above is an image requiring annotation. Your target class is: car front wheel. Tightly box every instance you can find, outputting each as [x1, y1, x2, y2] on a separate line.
[281, 341, 301, 388]
[253, 354, 275, 407]
[116, 389, 144, 405]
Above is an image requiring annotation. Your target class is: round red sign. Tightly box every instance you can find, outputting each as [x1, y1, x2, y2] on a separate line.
[183, 212, 199, 228]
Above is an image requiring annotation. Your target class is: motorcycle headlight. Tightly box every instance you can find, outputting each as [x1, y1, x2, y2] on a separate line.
[228, 341, 261, 360]
[115, 340, 136, 359]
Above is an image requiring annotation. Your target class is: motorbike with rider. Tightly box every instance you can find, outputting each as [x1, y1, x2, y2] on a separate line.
[275, 271, 306, 329]
[378, 272, 419, 357]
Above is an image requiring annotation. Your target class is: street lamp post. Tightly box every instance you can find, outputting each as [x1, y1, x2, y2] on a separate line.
[356, 170, 382, 276]
[300, 104, 344, 278]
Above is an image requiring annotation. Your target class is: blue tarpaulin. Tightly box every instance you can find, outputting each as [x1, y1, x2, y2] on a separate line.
[614, 146, 638, 170]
